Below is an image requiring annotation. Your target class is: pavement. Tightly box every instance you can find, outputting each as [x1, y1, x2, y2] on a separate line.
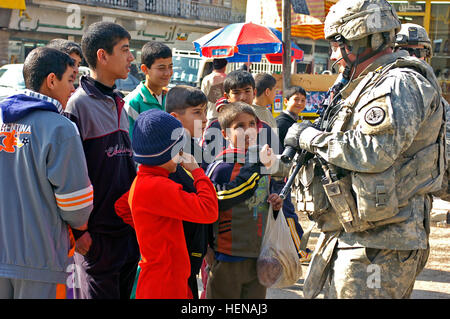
[197, 198, 450, 299]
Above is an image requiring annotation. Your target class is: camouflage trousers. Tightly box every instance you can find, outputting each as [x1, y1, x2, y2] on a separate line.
[323, 245, 430, 299]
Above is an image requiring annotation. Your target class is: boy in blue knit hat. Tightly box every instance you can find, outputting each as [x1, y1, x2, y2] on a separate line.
[115, 109, 218, 299]
[123, 85, 210, 299]
[165, 85, 209, 298]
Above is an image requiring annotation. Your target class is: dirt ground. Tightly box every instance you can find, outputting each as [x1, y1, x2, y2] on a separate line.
[266, 199, 450, 299]
[196, 199, 449, 299]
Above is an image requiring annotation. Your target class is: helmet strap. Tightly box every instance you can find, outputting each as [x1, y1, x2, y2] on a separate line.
[335, 35, 355, 80]
[334, 32, 390, 80]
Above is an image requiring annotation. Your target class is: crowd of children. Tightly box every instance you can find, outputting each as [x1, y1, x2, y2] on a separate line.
[0, 21, 311, 299]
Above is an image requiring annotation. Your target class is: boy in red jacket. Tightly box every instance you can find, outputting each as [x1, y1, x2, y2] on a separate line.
[115, 109, 218, 299]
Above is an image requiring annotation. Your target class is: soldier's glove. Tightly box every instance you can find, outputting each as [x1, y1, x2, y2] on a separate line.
[284, 121, 313, 150]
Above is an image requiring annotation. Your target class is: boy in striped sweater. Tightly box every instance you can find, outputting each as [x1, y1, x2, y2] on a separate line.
[205, 102, 282, 299]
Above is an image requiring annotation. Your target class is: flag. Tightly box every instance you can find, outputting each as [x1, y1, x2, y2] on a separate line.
[246, 0, 338, 40]
[292, 0, 310, 15]
[0, 0, 26, 10]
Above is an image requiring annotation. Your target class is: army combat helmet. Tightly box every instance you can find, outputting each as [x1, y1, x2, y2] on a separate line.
[394, 23, 432, 59]
[324, 0, 401, 78]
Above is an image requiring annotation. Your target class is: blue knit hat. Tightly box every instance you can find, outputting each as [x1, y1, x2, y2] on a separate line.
[132, 109, 187, 166]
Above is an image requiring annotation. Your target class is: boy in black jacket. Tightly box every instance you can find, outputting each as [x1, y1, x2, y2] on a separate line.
[276, 86, 307, 146]
[65, 22, 140, 300]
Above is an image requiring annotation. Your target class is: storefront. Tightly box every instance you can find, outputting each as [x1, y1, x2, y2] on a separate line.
[389, 0, 450, 102]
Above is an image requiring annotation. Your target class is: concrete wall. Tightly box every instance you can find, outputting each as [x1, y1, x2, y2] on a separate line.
[0, 9, 11, 66]
[0, 30, 9, 66]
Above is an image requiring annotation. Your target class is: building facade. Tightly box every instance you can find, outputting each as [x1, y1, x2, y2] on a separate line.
[388, 0, 449, 102]
[290, 1, 449, 101]
[0, 0, 246, 66]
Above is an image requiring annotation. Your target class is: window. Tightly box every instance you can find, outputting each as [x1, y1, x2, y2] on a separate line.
[430, 2, 450, 102]
[296, 43, 312, 55]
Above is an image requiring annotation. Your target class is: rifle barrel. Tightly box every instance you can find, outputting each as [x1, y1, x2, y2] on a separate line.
[279, 151, 311, 199]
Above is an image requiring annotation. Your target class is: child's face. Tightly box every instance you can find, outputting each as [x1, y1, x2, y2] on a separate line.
[222, 113, 258, 151]
[171, 104, 207, 139]
[103, 38, 135, 80]
[142, 57, 173, 90]
[49, 66, 76, 110]
[285, 93, 306, 115]
[266, 86, 277, 105]
[69, 52, 82, 76]
[225, 85, 255, 105]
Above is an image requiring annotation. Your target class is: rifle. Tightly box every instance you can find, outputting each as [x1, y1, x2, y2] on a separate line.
[279, 150, 314, 199]
[278, 73, 349, 199]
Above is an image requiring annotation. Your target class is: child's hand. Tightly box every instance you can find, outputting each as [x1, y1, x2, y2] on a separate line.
[75, 231, 92, 256]
[267, 193, 283, 211]
[259, 144, 276, 169]
[180, 152, 200, 172]
[205, 246, 215, 267]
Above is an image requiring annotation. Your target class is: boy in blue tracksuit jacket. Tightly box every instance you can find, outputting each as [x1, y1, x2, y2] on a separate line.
[0, 48, 93, 299]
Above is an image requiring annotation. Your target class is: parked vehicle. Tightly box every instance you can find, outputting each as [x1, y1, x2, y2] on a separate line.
[0, 64, 26, 101]
[77, 66, 139, 96]
[170, 49, 213, 88]
[115, 73, 141, 95]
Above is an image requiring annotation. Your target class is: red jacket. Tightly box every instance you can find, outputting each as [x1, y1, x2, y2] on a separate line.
[115, 165, 218, 299]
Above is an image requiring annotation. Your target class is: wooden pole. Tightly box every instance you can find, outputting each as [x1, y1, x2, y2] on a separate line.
[282, 0, 292, 102]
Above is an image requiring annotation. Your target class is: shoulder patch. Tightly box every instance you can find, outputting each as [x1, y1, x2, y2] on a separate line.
[357, 96, 394, 135]
[364, 107, 386, 126]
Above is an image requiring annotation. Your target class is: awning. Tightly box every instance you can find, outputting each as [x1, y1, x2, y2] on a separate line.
[0, 0, 26, 10]
[246, 0, 338, 40]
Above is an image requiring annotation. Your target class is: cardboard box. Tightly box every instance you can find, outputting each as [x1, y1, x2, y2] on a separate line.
[270, 73, 338, 119]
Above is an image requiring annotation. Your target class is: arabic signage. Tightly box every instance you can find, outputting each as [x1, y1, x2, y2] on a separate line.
[392, 2, 425, 13]
[8, 5, 192, 46]
[133, 24, 191, 44]
[10, 5, 87, 35]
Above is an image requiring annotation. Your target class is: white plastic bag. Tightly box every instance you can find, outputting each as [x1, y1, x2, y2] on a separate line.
[257, 205, 303, 288]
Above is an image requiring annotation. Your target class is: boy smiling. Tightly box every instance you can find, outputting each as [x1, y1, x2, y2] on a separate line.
[206, 102, 281, 299]
[125, 42, 173, 139]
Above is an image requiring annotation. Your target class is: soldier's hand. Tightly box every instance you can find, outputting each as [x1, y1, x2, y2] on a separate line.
[284, 121, 313, 150]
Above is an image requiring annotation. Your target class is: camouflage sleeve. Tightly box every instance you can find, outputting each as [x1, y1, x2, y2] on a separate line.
[446, 99, 450, 160]
[299, 70, 439, 173]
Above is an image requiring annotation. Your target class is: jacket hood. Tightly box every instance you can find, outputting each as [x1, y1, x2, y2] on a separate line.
[0, 94, 59, 124]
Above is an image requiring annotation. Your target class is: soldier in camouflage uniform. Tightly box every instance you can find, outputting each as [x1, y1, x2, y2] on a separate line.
[394, 23, 450, 204]
[284, 0, 446, 298]
[394, 23, 432, 61]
